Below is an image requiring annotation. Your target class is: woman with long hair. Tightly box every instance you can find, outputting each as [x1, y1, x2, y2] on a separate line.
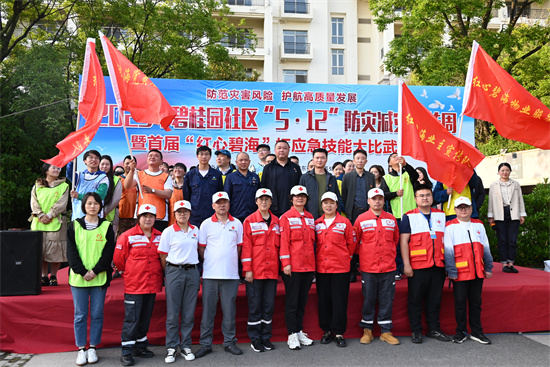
[99, 155, 122, 233]
[30, 163, 69, 286]
[415, 166, 433, 189]
[67, 192, 116, 365]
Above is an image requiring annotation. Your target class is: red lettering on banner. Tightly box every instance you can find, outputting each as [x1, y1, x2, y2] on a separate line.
[252, 90, 262, 100]
[323, 138, 338, 153]
[245, 137, 260, 152]
[347, 93, 357, 103]
[307, 138, 321, 152]
[336, 93, 346, 103]
[293, 91, 303, 102]
[207, 107, 223, 129]
[315, 92, 325, 102]
[241, 89, 251, 101]
[368, 139, 383, 154]
[229, 137, 244, 152]
[292, 138, 307, 153]
[304, 91, 314, 102]
[326, 92, 335, 103]
[338, 139, 353, 154]
[281, 91, 292, 102]
[263, 90, 274, 101]
[206, 89, 217, 100]
[229, 89, 240, 100]
[344, 109, 398, 133]
[148, 135, 164, 150]
[196, 136, 212, 147]
[442, 113, 457, 133]
[130, 135, 147, 150]
[164, 136, 180, 152]
[218, 89, 229, 100]
[212, 136, 228, 151]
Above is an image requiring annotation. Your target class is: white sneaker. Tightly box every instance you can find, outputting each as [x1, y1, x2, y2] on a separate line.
[87, 348, 98, 364]
[297, 330, 314, 346]
[165, 348, 176, 364]
[76, 349, 87, 366]
[287, 333, 301, 350]
[181, 347, 195, 361]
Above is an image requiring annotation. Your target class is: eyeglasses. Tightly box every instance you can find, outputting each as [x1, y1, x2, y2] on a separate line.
[455, 206, 470, 211]
[416, 194, 432, 198]
[175, 211, 189, 215]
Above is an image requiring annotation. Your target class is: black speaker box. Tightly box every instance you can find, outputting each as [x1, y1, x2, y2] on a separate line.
[1, 230, 43, 296]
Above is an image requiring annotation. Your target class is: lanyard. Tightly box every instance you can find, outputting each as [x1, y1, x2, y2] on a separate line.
[418, 210, 432, 230]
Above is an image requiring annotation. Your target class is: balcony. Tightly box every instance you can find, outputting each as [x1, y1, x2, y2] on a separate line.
[280, 42, 312, 62]
[280, 1, 312, 22]
[225, 0, 266, 18]
[223, 37, 265, 60]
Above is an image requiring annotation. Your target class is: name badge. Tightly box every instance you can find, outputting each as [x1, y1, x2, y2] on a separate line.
[430, 229, 437, 239]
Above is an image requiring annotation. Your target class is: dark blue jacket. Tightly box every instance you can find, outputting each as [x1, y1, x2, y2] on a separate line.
[433, 171, 484, 219]
[224, 170, 260, 220]
[183, 166, 223, 226]
[298, 169, 342, 220]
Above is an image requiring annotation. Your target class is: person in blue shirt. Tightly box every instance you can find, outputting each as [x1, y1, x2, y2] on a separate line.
[224, 152, 260, 223]
[183, 146, 223, 227]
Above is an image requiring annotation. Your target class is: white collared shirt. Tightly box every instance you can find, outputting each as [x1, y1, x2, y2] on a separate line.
[158, 223, 199, 265]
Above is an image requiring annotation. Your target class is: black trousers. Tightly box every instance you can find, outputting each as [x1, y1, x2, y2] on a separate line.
[495, 206, 520, 263]
[453, 277, 484, 335]
[359, 271, 395, 333]
[282, 272, 314, 334]
[316, 272, 350, 335]
[407, 266, 446, 333]
[245, 279, 278, 342]
[121, 293, 156, 356]
[350, 207, 367, 276]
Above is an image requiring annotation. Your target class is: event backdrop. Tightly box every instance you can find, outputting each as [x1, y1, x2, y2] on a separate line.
[84, 77, 474, 175]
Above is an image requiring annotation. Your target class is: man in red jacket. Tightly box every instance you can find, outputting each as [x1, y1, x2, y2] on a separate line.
[114, 204, 164, 366]
[355, 188, 400, 346]
[399, 184, 451, 344]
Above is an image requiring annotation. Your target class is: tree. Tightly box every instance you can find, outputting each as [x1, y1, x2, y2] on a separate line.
[370, 0, 550, 146]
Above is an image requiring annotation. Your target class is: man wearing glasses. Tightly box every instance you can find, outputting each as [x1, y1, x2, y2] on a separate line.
[399, 184, 450, 344]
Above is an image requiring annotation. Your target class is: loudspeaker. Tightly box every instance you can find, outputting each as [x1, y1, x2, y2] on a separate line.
[1, 231, 43, 296]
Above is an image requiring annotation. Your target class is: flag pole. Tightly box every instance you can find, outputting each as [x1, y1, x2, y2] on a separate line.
[120, 110, 144, 199]
[70, 113, 82, 191]
[397, 81, 404, 216]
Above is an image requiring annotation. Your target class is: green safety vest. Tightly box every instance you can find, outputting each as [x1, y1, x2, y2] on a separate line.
[31, 182, 69, 232]
[105, 176, 120, 222]
[68, 220, 110, 287]
[384, 172, 416, 219]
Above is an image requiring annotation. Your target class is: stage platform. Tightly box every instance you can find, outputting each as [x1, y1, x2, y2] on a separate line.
[1, 266, 549, 354]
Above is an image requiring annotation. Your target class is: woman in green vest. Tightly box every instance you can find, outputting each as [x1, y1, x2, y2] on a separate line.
[67, 192, 116, 366]
[100, 155, 122, 232]
[30, 163, 69, 286]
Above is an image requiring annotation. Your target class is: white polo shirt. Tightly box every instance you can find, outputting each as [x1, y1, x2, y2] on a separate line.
[199, 214, 243, 279]
[158, 223, 199, 265]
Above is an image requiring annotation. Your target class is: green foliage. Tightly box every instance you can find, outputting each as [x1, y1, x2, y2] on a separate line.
[479, 180, 550, 268]
[477, 126, 534, 156]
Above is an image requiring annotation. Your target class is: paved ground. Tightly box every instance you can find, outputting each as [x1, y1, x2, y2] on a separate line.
[2, 332, 549, 367]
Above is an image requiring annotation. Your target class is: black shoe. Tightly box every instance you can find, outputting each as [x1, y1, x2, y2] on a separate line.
[251, 340, 265, 353]
[411, 331, 423, 344]
[509, 265, 519, 273]
[49, 276, 58, 286]
[452, 332, 467, 344]
[320, 331, 333, 344]
[503, 265, 512, 273]
[335, 336, 347, 347]
[194, 346, 212, 359]
[470, 333, 491, 344]
[41, 276, 50, 287]
[133, 347, 154, 358]
[224, 344, 243, 355]
[350, 274, 357, 283]
[262, 339, 275, 350]
[427, 330, 451, 342]
[120, 355, 135, 366]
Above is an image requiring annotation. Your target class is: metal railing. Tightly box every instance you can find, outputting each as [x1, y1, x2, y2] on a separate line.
[226, 0, 265, 6]
[283, 42, 310, 54]
[284, 1, 310, 14]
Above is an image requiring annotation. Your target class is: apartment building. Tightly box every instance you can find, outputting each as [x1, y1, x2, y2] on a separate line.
[223, 0, 549, 85]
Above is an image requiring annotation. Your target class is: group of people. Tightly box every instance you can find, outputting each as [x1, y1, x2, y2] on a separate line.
[30, 140, 526, 366]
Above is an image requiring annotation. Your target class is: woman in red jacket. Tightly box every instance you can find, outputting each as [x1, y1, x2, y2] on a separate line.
[242, 188, 280, 353]
[279, 185, 316, 350]
[114, 204, 163, 366]
[315, 192, 355, 347]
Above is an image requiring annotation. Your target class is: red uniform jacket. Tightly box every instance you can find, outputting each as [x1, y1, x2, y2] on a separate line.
[279, 206, 316, 272]
[354, 209, 399, 273]
[404, 208, 446, 269]
[314, 213, 355, 273]
[114, 224, 163, 294]
[241, 210, 281, 279]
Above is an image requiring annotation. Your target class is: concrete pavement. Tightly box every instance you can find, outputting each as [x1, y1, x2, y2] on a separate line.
[3, 332, 548, 367]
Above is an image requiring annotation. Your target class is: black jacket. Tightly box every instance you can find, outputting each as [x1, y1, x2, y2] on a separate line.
[299, 169, 342, 219]
[260, 159, 302, 217]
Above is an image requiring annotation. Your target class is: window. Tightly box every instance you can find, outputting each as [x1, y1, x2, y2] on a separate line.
[221, 29, 253, 49]
[331, 18, 344, 44]
[283, 30, 309, 54]
[284, 0, 309, 14]
[332, 50, 344, 75]
[283, 70, 307, 83]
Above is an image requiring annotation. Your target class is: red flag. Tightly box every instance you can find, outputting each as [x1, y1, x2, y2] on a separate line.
[400, 83, 485, 192]
[99, 33, 175, 131]
[462, 41, 550, 149]
[43, 39, 106, 168]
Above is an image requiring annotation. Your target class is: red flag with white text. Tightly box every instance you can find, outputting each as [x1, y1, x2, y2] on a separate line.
[462, 41, 550, 149]
[43, 39, 106, 167]
[401, 83, 485, 192]
[99, 33, 175, 131]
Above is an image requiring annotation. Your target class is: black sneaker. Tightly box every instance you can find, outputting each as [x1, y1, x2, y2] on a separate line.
[120, 355, 135, 366]
[262, 339, 275, 350]
[41, 276, 50, 287]
[335, 336, 347, 347]
[427, 330, 451, 342]
[503, 265, 512, 273]
[509, 265, 519, 273]
[194, 346, 212, 359]
[320, 331, 333, 344]
[411, 331, 423, 344]
[49, 275, 58, 286]
[251, 340, 265, 352]
[133, 347, 154, 358]
[452, 332, 467, 344]
[470, 333, 491, 344]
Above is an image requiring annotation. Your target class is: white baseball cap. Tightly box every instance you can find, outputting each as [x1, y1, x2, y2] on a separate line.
[212, 191, 230, 203]
[290, 185, 309, 196]
[321, 192, 338, 202]
[173, 200, 192, 212]
[368, 188, 385, 199]
[138, 204, 157, 216]
[454, 196, 472, 207]
[256, 188, 273, 199]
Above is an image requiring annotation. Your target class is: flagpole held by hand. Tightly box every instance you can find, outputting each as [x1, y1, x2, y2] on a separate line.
[120, 110, 144, 199]
[397, 80, 404, 217]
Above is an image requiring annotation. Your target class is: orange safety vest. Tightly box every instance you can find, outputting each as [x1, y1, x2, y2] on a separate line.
[137, 170, 169, 220]
[406, 208, 446, 269]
